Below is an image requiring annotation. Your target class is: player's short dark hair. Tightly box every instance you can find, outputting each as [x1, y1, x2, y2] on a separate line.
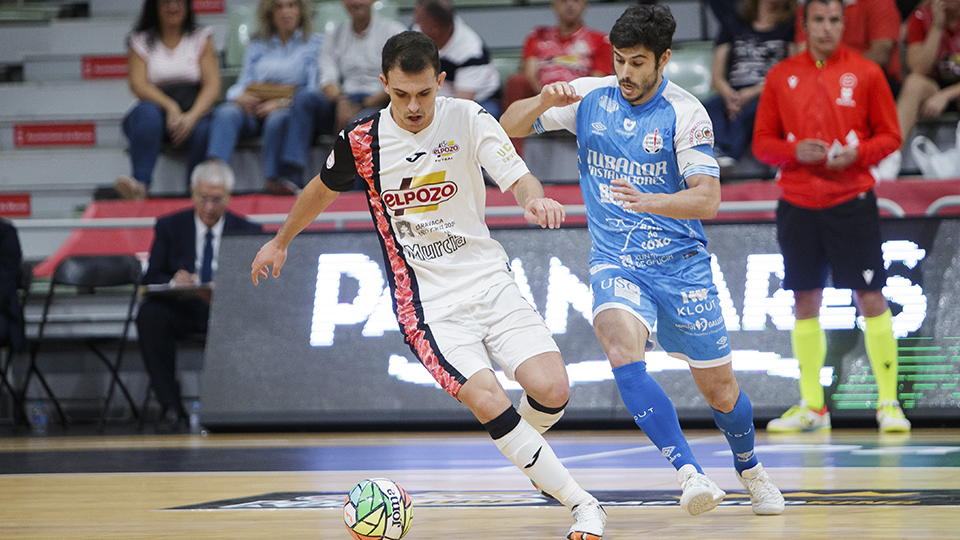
[803, 0, 844, 22]
[381, 31, 442, 78]
[609, 4, 676, 63]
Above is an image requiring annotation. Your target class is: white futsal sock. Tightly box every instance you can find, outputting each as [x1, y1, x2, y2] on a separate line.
[518, 392, 567, 434]
[484, 407, 592, 510]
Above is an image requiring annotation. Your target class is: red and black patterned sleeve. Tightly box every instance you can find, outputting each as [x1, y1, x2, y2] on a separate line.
[320, 127, 361, 193]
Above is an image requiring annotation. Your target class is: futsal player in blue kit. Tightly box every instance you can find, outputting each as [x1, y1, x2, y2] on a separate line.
[501, 4, 784, 516]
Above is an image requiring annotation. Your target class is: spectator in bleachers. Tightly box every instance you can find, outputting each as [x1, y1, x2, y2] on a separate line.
[206, 0, 322, 196]
[414, 0, 502, 117]
[0, 219, 25, 358]
[502, 0, 612, 155]
[880, 0, 960, 179]
[794, 0, 903, 92]
[704, 0, 796, 169]
[137, 160, 262, 433]
[115, 0, 221, 200]
[314, 0, 405, 135]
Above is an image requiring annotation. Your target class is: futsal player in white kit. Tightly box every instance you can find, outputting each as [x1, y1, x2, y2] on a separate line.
[251, 31, 606, 540]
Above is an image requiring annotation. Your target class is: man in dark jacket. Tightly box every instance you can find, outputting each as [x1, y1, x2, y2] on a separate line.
[137, 159, 261, 431]
[0, 218, 25, 355]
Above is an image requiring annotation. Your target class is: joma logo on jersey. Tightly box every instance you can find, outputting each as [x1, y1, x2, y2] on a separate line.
[680, 288, 709, 303]
[382, 172, 457, 215]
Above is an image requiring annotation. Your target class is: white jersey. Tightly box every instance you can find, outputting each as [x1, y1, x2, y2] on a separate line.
[320, 97, 529, 309]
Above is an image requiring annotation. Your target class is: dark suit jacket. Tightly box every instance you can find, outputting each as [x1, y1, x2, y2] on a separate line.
[143, 209, 262, 285]
[1, 219, 25, 352]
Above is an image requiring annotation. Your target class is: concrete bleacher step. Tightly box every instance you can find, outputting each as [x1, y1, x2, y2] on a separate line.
[0, 79, 131, 121]
[0, 15, 229, 71]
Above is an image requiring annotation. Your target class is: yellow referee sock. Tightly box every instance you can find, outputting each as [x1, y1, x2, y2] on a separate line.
[792, 317, 826, 410]
[864, 309, 899, 403]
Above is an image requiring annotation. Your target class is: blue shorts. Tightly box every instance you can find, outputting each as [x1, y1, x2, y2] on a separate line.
[590, 252, 733, 367]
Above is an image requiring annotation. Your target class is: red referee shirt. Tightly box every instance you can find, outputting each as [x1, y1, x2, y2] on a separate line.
[753, 46, 901, 209]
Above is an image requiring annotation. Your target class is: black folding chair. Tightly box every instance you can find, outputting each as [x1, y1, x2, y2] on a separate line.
[1, 262, 32, 427]
[19, 255, 143, 429]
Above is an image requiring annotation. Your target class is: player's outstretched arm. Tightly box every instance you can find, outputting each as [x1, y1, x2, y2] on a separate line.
[509, 173, 565, 229]
[500, 82, 581, 137]
[610, 174, 720, 220]
[251, 175, 340, 285]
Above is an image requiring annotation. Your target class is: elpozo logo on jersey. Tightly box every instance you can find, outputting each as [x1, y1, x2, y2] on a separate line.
[432, 140, 460, 162]
[688, 120, 715, 147]
[382, 171, 458, 214]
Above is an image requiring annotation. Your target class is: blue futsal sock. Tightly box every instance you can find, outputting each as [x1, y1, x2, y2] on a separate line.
[712, 390, 760, 474]
[613, 361, 701, 473]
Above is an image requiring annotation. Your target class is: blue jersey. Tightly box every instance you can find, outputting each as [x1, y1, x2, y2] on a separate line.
[534, 76, 720, 273]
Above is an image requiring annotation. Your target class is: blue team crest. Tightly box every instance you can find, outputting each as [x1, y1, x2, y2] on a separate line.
[643, 129, 663, 154]
[623, 118, 637, 131]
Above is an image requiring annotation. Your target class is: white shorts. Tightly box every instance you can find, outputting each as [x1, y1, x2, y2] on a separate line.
[419, 278, 560, 398]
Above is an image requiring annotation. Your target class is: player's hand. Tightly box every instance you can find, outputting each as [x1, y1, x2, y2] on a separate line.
[539, 82, 582, 109]
[796, 139, 829, 163]
[251, 238, 287, 285]
[523, 197, 565, 229]
[826, 145, 858, 170]
[610, 177, 654, 213]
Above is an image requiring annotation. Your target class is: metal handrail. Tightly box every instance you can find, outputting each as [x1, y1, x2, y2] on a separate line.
[8, 197, 911, 232]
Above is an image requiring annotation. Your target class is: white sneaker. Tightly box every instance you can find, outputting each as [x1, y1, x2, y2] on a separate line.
[766, 400, 832, 433]
[876, 399, 911, 433]
[677, 464, 725, 516]
[738, 463, 785, 515]
[567, 498, 606, 540]
[876, 150, 902, 181]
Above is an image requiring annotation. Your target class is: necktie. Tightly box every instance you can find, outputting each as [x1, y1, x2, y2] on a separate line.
[200, 229, 214, 283]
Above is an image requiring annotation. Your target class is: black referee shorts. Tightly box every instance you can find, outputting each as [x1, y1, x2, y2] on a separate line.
[776, 190, 886, 292]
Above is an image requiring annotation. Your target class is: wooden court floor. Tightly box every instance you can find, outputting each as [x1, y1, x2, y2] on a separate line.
[1, 428, 959, 539]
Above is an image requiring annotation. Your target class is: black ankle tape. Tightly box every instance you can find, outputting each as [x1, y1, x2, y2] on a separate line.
[483, 407, 522, 440]
[527, 394, 568, 415]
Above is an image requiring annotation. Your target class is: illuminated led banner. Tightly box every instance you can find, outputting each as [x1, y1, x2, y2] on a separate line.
[201, 219, 960, 428]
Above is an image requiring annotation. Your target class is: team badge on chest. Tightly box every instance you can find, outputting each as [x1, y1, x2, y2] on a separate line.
[643, 128, 663, 154]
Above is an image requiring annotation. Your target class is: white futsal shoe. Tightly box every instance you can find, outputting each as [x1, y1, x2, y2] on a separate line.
[677, 464, 726, 516]
[567, 498, 606, 540]
[738, 463, 785, 515]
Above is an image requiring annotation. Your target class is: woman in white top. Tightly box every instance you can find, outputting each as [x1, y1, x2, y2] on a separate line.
[115, 0, 221, 200]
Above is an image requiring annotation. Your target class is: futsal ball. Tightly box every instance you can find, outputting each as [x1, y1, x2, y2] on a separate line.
[343, 478, 413, 540]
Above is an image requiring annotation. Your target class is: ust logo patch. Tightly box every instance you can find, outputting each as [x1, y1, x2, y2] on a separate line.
[382, 171, 457, 215]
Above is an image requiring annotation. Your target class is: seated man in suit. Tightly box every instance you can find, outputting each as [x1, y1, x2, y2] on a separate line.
[137, 159, 262, 432]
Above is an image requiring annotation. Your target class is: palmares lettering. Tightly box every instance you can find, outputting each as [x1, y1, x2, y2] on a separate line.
[309, 241, 928, 347]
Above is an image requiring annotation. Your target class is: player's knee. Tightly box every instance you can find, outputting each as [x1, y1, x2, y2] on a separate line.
[531, 382, 569, 411]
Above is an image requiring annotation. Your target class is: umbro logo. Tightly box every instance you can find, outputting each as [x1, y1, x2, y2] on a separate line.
[406, 152, 427, 163]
